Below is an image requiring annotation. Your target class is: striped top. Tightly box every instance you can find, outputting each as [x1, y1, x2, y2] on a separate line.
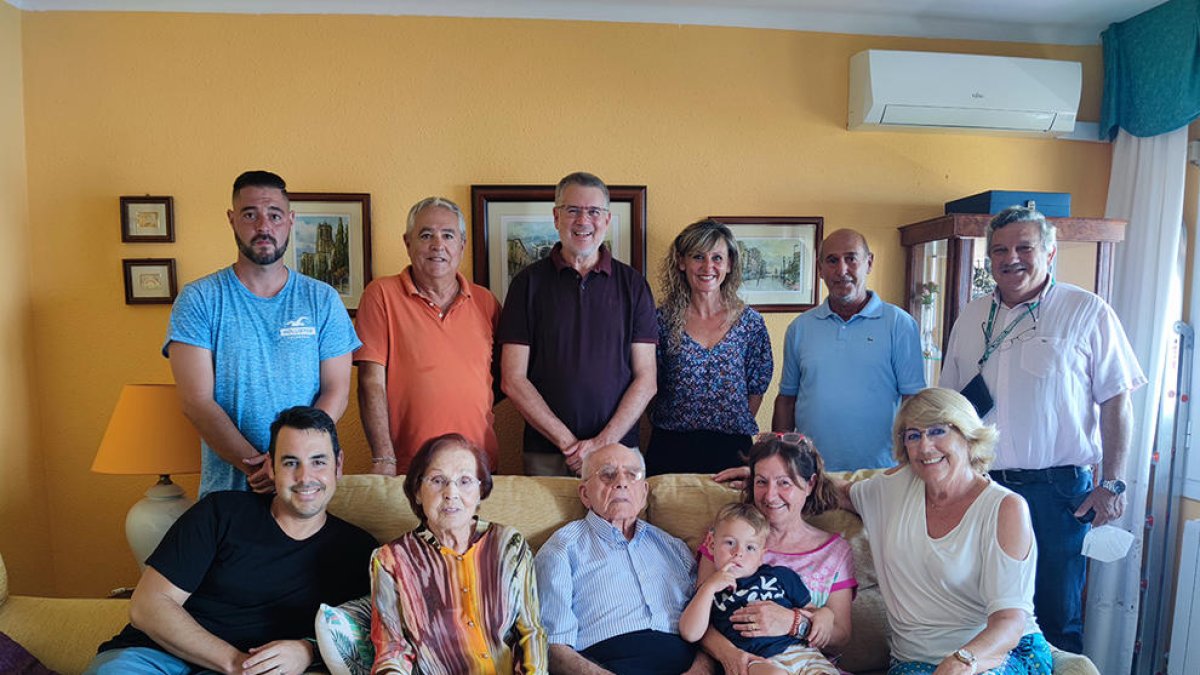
[370, 519, 548, 674]
[534, 511, 697, 651]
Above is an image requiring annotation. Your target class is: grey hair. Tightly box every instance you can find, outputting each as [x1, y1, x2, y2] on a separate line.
[986, 205, 1057, 253]
[406, 197, 466, 238]
[555, 171, 610, 205]
[581, 445, 646, 478]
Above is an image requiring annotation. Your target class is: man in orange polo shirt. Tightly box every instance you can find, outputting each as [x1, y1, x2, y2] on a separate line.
[353, 197, 501, 474]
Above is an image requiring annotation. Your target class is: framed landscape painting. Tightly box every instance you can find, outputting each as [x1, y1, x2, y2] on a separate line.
[285, 193, 372, 314]
[710, 216, 823, 312]
[471, 185, 647, 304]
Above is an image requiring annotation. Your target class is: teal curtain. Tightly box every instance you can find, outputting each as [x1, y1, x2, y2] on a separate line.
[1101, 0, 1200, 139]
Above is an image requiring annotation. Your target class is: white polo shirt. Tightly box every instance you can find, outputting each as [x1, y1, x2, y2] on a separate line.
[940, 282, 1146, 471]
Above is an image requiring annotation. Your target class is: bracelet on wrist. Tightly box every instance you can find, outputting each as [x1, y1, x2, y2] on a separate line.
[370, 457, 397, 465]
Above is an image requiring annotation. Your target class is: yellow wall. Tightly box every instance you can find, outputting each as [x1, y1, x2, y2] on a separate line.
[13, 11, 1112, 596]
[0, 1, 53, 596]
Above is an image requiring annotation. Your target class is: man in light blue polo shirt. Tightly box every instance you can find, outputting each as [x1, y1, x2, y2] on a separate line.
[164, 170, 360, 496]
[534, 444, 715, 675]
[772, 229, 924, 471]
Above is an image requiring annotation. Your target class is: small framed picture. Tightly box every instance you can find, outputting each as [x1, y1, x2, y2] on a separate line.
[285, 193, 373, 314]
[122, 258, 178, 305]
[709, 216, 824, 312]
[120, 196, 175, 243]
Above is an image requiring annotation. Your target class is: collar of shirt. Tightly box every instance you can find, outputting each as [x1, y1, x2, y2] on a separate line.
[550, 242, 613, 276]
[414, 516, 490, 553]
[810, 291, 883, 322]
[400, 267, 472, 300]
[991, 275, 1056, 310]
[583, 509, 645, 545]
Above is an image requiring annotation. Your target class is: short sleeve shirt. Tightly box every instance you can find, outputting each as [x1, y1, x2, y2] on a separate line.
[710, 564, 811, 658]
[353, 269, 501, 469]
[162, 267, 361, 495]
[939, 282, 1147, 470]
[778, 294, 925, 471]
[652, 307, 773, 436]
[98, 491, 377, 655]
[497, 244, 657, 453]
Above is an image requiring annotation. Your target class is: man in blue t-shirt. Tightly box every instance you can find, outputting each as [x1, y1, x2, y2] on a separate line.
[163, 170, 360, 495]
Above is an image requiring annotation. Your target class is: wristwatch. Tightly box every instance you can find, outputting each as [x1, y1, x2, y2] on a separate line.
[953, 648, 977, 673]
[1100, 479, 1127, 495]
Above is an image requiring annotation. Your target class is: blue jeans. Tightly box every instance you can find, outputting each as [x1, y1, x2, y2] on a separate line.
[83, 647, 218, 675]
[990, 466, 1091, 653]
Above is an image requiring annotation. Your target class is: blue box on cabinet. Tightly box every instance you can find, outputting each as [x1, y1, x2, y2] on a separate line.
[945, 191, 1070, 218]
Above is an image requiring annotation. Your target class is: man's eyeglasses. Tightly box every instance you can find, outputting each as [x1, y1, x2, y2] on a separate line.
[422, 474, 481, 491]
[556, 205, 609, 220]
[587, 465, 644, 485]
[901, 424, 953, 447]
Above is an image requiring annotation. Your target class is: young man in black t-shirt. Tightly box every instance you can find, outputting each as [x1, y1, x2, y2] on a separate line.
[85, 406, 377, 675]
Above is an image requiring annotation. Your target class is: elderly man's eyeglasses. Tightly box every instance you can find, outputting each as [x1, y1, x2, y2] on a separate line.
[901, 424, 953, 446]
[556, 205, 609, 220]
[587, 465, 644, 485]
[422, 474, 481, 491]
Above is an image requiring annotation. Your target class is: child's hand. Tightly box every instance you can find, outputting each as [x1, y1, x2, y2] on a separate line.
[703, 564, 738, 595]
[800, 606, 835, 649]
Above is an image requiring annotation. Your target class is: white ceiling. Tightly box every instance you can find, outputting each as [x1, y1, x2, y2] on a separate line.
[9, 0, 1165, 45]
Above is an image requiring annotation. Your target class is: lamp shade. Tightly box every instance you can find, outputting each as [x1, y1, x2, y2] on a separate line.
[92, 383, 201, 475]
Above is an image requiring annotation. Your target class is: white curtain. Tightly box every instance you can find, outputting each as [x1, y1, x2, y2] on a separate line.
[1086, 126, 1187, 672]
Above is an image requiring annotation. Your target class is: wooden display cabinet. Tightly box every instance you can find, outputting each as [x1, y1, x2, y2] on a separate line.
[898, 213, 1127, 384]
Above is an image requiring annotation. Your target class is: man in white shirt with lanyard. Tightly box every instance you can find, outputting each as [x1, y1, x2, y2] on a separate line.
[940, 205, 1146, 654]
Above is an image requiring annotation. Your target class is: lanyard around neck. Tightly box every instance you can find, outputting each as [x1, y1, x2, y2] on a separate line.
[976, 281, 1052, 369]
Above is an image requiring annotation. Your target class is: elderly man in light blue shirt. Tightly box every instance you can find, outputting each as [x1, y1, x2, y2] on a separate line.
[534, 444, 715, 675]
[772, 229, 925, 471]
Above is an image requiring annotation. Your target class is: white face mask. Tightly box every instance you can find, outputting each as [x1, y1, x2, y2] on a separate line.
[1081, 525, 1135, 563]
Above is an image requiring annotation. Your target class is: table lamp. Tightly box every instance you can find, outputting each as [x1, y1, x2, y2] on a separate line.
[92, 383, 201, 568]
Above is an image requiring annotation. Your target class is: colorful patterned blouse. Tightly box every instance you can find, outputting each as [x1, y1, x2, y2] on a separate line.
[370, 519, 548, 675]
[652, 307, 774, 435]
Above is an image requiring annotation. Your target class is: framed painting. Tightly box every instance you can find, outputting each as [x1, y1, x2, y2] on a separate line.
[120, 196, 175, 243]
[470, 184, 647, 304]
[285, 193, 372, 314]
[122, 258, 178, 305]
[709, 216, 823, 312]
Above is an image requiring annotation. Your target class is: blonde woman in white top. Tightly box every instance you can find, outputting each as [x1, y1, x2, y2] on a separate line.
[837, 388, 1051, 675]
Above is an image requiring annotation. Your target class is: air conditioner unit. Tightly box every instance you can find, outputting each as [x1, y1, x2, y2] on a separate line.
[848, 50, 1081, 135]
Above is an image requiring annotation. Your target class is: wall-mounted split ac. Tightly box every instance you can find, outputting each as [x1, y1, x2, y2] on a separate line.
[848, 50, 1082, 136]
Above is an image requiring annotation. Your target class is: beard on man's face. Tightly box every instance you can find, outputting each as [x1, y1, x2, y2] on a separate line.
[236, 232, 288, 265]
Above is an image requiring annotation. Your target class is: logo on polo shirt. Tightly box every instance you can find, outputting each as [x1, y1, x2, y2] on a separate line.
[280, 316, 317, 338]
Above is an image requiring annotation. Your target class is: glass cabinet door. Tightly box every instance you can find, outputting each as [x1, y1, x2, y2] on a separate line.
[910, 239, 948, 386]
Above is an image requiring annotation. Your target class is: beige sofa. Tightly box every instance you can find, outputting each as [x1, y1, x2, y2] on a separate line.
[0, 473, 1098, 674]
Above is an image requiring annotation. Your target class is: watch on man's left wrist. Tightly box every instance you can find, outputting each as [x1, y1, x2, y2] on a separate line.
[1100, 478, 1127, 495]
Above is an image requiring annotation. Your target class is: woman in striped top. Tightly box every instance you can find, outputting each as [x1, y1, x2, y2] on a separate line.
[369, 433, 548, 674]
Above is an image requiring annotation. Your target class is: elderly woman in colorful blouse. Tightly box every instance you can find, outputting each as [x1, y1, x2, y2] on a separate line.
[839, 388, 1050, 674]
[369, 433, 547, 674]
[648, 218, 773, 475]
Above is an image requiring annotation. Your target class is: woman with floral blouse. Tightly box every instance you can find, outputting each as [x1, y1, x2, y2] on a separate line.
[648, 218, 774, 475]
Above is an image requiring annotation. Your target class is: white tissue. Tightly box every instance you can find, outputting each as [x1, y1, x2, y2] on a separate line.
[1081, 525, 1135, 563]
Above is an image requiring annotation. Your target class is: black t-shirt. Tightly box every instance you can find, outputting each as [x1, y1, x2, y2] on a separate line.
[99, 491, 376, 655]
[711, 564, 812, 659]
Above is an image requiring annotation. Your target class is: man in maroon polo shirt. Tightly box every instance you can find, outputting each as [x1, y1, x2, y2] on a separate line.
[498, 171, 658, 476]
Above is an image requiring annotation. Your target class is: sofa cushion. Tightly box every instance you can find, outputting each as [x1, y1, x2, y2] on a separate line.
[316, 596, 373, 675]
